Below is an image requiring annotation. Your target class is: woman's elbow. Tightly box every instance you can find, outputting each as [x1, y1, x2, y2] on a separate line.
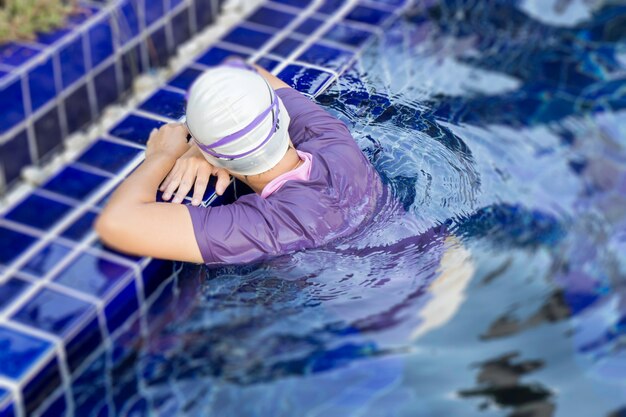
[95, 211, 124, 248]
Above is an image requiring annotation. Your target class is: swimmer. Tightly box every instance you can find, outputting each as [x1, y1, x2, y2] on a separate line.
[95, 59, 383, 264]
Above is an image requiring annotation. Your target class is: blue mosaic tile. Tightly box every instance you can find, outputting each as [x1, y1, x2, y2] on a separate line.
[318, 0, 344, 14]
[171, 6, 192, 47]
[37, 392, 66, 417]
[139, 89, 186, 120]
[255, 56, 281, 72]
[66, 315, 103, 372]
[77, 139, 142, 174]
[22, 355, 61, 415]
[168, 66, 204, 91]
[93, 61, 119, 111]
[12, 287, 96, 336]
[324, 23, 373, 48]
[59, 34, 86, 88]
[221, 26, 272, 50]
[33, 107, 63, 159]
[0, 325, 52, 380]
[345, 4, 392, 26]
[294, 16, 324, 35]
[141, 259, 174, 299]
[104, 279, 138, 333]
[115, 0, 141, 45]
[0, 226, 37, 267]
[271, 0, 313, 7]
[59, 210, 99, 243]
[278, 65, 334, 96]
[145, 0, 165, 26]
[147, 25, 170, 68]
[0, 277, 30, 312]
[52, 252, 134, 299]
[0, 43, 40, 67]
[35, 27, 72, 45]
[0, 129, 32, 185]
[28, 56, 56, 111]
[270, 37, 302, 58]
[195, 0, 216, 28]
[88, 17, 114, 68]
[109, 114, 166, 145]
[196, 45, 249, 67]
[5, 193, 73, 231]
[64, 82, 93, 134]
[71, 354, 109, 415]
[246, 6, 296, 29]
[20, 241, 73, 278]
[42, 165, 109, 201]
[120, 44, 145, 92]
[0, 77, 25, 135]
[297, 43, 354, 70]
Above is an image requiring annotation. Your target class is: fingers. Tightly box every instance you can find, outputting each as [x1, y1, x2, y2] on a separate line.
[215, 169, 230, 196]
[191, 166, 211, 206]
[172, 170, 196, 204]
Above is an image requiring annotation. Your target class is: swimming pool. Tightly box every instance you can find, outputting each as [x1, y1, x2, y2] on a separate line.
[22, 0, 626, 415]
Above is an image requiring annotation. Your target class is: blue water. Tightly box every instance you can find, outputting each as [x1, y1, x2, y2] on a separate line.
[84, 2, 626, 416]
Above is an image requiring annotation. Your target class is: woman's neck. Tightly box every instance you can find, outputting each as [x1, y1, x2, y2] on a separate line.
[236, 146, 302, 194]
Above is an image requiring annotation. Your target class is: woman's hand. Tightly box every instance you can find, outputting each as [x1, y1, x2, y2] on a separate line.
[159, 143, 231, 206]
[146, 123, 190, 162]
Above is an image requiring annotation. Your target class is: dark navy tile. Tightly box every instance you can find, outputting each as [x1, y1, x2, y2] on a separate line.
[255, 56, 281, 72]
[77, 139, 141, 174]
[0, 77, 25, 135]
[278, 65, 334, 96]
[297, 43, 354, 70]
[0, 43, 40, 67]
[104, 279, 138, 333]
[0, 325, 52, 380]
[323, 22, 373, 48]
[66, 315, 103, 372]
[0, 128, 31, 185]
[115, 0, 141, 45]
[139, 89, 186, 119]
[71, 354, 109, 415]
[28, 56, 56, 111]
[59, 210, 99, 243]
[144, 0, 165, 27]
[93, 62, 119, 111]
[221, 26, 272, 50]
[141, 258, 174, 299]
[168, 66, 204, 91]
[42, 165, 109, 201]
[89, 17, 114, 68]
[22, 355, 61, 415]
[12, 287, 96, 336]
[271, 0, 312, 7]
[53, 252, 134, 298]
[5, 193, 73, 231]
[59, 34, 87, 88]
[37, 392, 66, 417]
[36, 27, 72, 45]
[294, 16, 324, 35]
[196, 45, 249, 67]
[195, 0, 215, 29]
[147, 25, 169, 69]
[109, 114, 166, 145]
[120, 43, 145, 92]
[0, 226, 37, 267]
[247, 6, 296, 30]
[20, 241, 73, 278]
[345, 5, 392, 26]
[0, 277, 30, 312]
[169, 0, 184, 9]
[171, 6, 192, 47]
[318, 0, 344, 14]
[270, 37, 302, 58]
[33, 106, 63, 160]
[64, 82, 93, 134]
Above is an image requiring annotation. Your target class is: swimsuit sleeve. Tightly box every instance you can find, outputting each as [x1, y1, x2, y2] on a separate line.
[276, 87, 352, 146]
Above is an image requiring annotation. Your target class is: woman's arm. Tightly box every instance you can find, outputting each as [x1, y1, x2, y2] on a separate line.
[95, 124, 204, 263]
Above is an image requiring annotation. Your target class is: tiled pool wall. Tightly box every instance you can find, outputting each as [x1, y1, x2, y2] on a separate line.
[0, 0, 409, 415]
[0, 0, 226, 194]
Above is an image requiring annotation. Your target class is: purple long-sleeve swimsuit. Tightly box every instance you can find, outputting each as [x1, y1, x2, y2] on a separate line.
[186, 87, 384, 264]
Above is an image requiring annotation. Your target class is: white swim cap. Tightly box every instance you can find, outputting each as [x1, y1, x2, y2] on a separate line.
[185, 64, 291, 176]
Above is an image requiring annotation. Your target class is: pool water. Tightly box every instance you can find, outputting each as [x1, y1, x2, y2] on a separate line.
[83, 1, 626, 416]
